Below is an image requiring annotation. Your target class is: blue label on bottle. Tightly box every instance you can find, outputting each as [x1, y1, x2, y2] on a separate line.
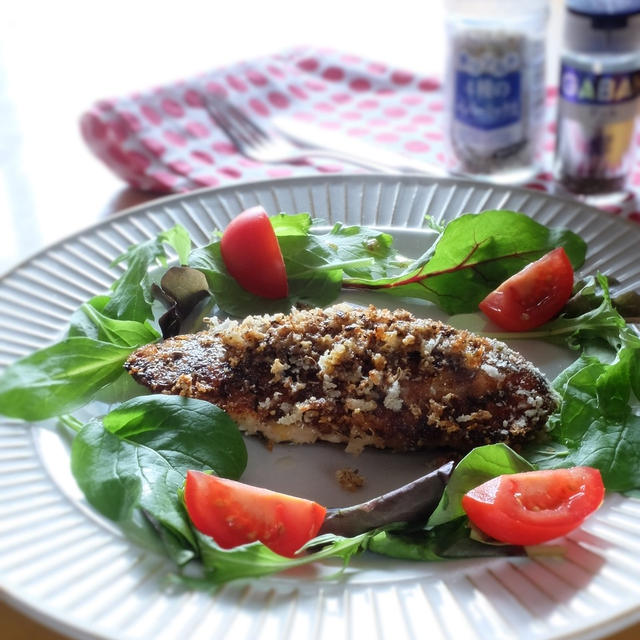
[454, 70, 521, 130]
[560, 64, 640, 105]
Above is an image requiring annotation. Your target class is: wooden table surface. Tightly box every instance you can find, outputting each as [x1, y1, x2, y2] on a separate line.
[1, 1, 639, 638]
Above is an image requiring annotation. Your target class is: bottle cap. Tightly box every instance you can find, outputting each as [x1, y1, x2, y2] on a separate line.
[445, 0, 549, 29]
[565, 0, 640, 52]
[567, 0, 640, 19]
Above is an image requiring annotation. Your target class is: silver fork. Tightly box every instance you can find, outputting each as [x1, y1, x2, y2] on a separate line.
[206, 96, 450, 177]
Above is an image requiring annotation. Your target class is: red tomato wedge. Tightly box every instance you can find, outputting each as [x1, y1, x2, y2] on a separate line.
[462, 467, 604, 546]
[479, 247, 574, 331]
[184, 470, 327, 557]
[220, 205, 288, 299]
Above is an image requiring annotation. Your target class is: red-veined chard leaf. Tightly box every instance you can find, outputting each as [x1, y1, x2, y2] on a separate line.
[343, 210, 587, 314]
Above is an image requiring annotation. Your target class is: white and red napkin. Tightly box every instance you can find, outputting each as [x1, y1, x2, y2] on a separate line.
[81, 46, 640, 223]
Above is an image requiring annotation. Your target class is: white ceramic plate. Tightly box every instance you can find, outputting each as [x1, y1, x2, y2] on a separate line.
[2, 174, 640, 640]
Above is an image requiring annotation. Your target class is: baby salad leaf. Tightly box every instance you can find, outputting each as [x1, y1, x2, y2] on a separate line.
[189, 213, 404, 316]
[344, 210, 587, 314]
[71, 396, 247, 549]
[279, 219, 402, 304]
[189, 242, 291, 317]
[269, 211, 313, 236]
[367, 518, 523, 561]
[474, 275, 628, 346]
[153, 266, 210, 338]
[529, 348, 640, 492]
[103, 224, 192, 323]
[157, 267, 210, 316]
[72, 418, 197, 547]
[524, 275, 640, 491]
[274, 215, 401, 281]
[0, 338, 133, 421]
[157, 225, 192, 266]
[178, 519, 521, 587]
[565, 275, 640, 322]
[554, 275, 628, 350]
[185, 529, 373, 586]
[270, 212, 401, 279]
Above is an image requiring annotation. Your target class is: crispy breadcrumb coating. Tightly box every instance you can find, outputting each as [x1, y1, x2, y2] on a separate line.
[125, 304, 557, 453]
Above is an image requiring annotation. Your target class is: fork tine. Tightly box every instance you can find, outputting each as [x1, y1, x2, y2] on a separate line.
[207, 96, 267, 149]
[224, 101, 268, 141]
[207, 101, 250, 148]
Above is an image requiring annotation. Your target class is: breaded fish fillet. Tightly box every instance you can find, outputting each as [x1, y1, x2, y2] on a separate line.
[124, 304, 557, 453]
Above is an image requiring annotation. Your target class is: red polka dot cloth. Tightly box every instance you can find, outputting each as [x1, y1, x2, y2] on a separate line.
[80, 47, 640, 223]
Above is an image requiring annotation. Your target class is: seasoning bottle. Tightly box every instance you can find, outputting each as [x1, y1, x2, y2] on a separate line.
[554, 0, 640, 199]
[443, 0, 549, 183]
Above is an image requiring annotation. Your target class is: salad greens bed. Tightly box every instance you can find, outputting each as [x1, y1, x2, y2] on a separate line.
[0, 209, 639, 586]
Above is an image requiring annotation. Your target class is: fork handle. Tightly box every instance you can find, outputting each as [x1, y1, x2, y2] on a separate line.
[273, 118, 453, 178]
[299, 149, 451, 177]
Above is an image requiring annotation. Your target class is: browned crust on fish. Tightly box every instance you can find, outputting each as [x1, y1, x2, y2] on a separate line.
[124, 304, 557, 453]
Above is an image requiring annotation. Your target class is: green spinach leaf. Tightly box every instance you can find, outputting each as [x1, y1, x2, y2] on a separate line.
[71, 418, 197, 546]
[71, 396, 247, 549]
[69, 297, 160, 347]
[0, 338, 133, 420]
[277, 216, 400, 281]
[67, 295, 110, 338]
[102, 395, 247, 479]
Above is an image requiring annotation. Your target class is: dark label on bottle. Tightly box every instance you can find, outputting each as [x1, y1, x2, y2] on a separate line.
[560, 64, 640, 105]
[454, 70, 521, 129]
[556, 62, 640, 189]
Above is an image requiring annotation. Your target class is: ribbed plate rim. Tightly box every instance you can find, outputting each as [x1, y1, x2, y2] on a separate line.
[2, 173, 640, 640]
